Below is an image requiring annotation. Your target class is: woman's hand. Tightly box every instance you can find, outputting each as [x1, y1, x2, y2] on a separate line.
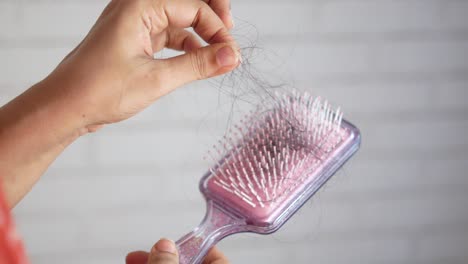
[46, 0, 240, 133]
[126, 239, 229, 264]
[0, 0, 239, 206]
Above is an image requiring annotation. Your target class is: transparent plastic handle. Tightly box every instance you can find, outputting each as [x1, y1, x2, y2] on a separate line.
[176, 200, 246, 264]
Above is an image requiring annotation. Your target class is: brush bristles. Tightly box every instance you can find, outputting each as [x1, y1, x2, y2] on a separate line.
[207, 92, 345, 208]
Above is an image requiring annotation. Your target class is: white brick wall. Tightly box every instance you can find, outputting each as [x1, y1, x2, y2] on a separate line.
[2, 0, 468, 263]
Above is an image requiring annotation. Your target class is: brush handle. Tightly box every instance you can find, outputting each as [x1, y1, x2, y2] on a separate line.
[176, 200, 246, 264]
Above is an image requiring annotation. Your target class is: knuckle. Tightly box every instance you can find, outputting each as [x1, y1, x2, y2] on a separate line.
[190, 50, 207, 80]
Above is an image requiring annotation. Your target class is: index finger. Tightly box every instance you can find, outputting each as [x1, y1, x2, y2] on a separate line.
[153, 0, 236, 46]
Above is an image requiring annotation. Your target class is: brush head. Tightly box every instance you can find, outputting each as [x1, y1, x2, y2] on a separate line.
[200, 91, 360, 233]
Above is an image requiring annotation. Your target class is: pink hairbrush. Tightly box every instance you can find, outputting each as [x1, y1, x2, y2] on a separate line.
[176, 91, 361, 263]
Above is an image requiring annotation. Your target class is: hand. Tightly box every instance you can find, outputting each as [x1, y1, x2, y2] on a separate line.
[0, 0, 238, 206]
[42, 0, 240, 133]
[126, 239, 230, 264]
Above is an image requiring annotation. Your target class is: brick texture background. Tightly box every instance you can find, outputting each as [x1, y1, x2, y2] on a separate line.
[1, 0, 468, 263]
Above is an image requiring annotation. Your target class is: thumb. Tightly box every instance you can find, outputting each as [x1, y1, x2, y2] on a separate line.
[147, 239, 179, 264]
[158, 43, 240, 91]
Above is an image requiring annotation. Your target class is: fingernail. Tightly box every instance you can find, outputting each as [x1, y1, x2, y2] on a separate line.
[153, 239, 177, 254]
[216, 45, 239, 67]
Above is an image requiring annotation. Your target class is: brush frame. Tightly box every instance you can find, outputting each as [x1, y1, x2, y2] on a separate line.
[175, 120, 360, 264]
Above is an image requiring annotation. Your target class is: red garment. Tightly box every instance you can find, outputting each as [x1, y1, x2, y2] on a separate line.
[0, 186, 28, 264]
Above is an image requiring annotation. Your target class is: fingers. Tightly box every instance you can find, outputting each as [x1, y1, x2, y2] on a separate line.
[153, 0, 236, 45]
[202, 0, 234, 29]
[126, 251, 150, 264]
[125, 244, 230, 264]
[155, 43, 240, 94]
[202, 247, 230, 264]
[166, 28, 202, 52]
[147, 239, 179, 264]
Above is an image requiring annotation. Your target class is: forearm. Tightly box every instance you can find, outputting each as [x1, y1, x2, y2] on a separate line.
[0, 79, 87, 207]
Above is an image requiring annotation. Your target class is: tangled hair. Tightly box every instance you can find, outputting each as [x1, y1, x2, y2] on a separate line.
[205, 18, 294, 130]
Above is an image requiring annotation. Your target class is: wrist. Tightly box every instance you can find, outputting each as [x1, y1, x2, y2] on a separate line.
[35, 72, 98, 138]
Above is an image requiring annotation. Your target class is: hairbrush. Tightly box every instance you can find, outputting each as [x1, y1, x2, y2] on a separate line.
[175, 91, 361, 264]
